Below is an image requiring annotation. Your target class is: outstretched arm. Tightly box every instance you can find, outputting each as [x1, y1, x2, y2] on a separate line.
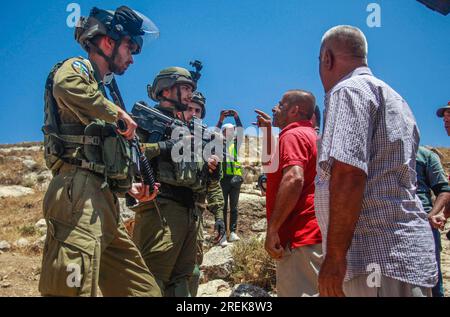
[216, 110, 227, 129]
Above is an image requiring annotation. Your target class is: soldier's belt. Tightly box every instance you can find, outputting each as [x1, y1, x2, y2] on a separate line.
[63, 158, 105, 175]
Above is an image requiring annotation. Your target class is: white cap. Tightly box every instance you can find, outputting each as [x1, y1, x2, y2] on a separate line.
[222, 123, 235, 130]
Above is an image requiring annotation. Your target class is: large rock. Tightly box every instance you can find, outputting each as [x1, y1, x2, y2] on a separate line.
[22, 159, 39, 171]
[201, 244, 235, 281]
[0, 185, 34, 198]
[198, 279, 232, 297]
[251, 218, 267, 232]
[240, 183, 262, 196]
[22, 172, 39, 187]
[0, 240, 11, 251]
[37, 170, 52, 182]
[8, 155, 33, 162]
[35, 219, 47, 235]
[230, 284, 271, 297]
[238, 193, 265, 217]
[35, 218, 47, 228]
[36, 170, 53, 191]
[14, 238, 30, 248]
[0, 146, 42, 154]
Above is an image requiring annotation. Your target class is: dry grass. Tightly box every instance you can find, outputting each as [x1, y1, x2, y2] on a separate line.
[0, 145, 46, 256]
[0, 142, 42, 149]
[0, 190, 44, 254]
[0, 148, 46, 186]
[230, 236, 276, 291]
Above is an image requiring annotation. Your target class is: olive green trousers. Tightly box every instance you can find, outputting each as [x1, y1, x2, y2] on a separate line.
[38, 166, 161, 297]
[132, 197, 198, 297]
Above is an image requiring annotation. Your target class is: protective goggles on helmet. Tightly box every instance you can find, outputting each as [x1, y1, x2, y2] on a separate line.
[110, 6, 159, 54]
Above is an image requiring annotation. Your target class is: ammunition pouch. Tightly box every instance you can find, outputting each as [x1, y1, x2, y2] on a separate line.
[84, 120, 134, 193]
[43, 121, 134, 194]
[43, 131, 65, 174]
[157, 160, 198, 187]
[42, 59, 133, 194]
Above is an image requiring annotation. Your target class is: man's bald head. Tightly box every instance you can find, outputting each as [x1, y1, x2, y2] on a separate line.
[284, 90, 316, 120]
[321, 25, 368, 64]
[273, 89, 316, 129]
[319, 25, 369, 93]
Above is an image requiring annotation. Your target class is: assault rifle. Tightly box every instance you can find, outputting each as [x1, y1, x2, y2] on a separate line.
[131, 101, 214, 143]
[130, 101, 227, 179]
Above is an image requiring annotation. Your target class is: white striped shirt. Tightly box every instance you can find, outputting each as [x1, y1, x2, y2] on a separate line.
[315, 67, 438, 287]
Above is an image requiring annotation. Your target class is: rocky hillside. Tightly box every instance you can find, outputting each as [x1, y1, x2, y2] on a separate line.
[0, 141, 273, 296]
[0, 142, 449, 297]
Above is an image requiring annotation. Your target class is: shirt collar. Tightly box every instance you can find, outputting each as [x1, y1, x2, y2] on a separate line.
[343, 66, 373, 80]
[280, 120, 313, 136]
[327, 66, 373, 97]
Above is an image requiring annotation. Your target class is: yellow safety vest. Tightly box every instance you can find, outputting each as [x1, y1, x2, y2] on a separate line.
[224, 141, 242, 176]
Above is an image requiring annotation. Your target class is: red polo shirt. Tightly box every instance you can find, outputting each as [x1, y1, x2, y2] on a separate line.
[265, 121, 322, 249]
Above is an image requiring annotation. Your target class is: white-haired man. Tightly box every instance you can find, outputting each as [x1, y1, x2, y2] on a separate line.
[315, 25, 437, 297]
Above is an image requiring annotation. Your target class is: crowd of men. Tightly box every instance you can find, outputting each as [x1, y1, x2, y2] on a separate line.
[38, 5, 449, 297]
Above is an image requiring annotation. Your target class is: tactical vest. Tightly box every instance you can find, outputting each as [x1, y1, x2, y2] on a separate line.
[42, 58, 134, 194]
[145, 106, 208, 207]
[157, 159, 205, 191]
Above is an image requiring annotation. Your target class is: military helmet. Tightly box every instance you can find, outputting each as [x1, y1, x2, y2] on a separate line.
[148, 67, 197, 102]
[75, 6, 159, 55]
[191, 91, 206, 119]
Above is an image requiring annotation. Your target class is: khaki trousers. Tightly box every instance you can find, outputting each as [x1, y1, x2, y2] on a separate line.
[343, 275, 432, 297]
[39, 166, 161, 297]
[276, 243, 323, 297]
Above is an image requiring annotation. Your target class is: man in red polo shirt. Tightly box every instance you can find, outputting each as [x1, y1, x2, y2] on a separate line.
[255, 89, 322, 297]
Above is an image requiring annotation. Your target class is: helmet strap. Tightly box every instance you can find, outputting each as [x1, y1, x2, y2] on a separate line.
[87, 37, 122, 74]
[159, 85, 188, 111]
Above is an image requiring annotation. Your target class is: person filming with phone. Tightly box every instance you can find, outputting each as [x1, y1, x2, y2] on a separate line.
[216, 109, 244, 245]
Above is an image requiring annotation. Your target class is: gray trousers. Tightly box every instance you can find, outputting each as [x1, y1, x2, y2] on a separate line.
[343, 275, 432, 297]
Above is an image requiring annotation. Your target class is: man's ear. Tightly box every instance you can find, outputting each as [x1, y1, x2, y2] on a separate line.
[99, 36, 115, 55]
[161, 88, 171, 98]
[323, 49, 334, 71]
[288, 104, 300, 117]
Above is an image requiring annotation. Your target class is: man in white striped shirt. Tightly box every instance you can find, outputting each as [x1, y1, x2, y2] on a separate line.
[315, 25, 437, 297]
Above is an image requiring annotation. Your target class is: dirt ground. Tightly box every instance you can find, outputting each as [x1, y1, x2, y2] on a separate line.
[2, 205, 450, 297]
[0, 253, 41, 296]
[1, 144, 450, 297]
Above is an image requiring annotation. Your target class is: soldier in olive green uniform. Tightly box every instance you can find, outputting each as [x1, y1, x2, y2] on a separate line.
[182, 92, 226, 296]
[131, 69, 223, 297]
[39, 6, 161, 297]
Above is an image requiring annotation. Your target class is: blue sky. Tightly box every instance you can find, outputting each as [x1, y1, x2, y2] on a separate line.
[0, 0, 448, 146]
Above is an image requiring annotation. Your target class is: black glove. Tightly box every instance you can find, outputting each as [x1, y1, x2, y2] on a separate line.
[214, 219, 225, 236]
